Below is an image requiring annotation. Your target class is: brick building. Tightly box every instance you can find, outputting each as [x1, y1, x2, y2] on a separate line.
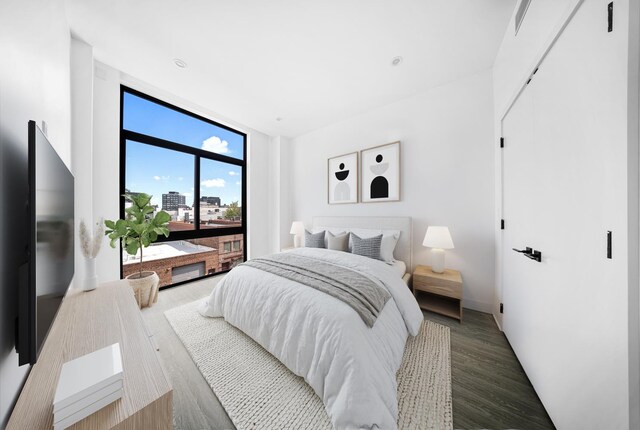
[123, 241, 218, 287]
[122, 235, 244, 287]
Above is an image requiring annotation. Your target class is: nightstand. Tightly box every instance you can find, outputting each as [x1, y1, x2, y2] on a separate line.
[412, 265, 463, 322]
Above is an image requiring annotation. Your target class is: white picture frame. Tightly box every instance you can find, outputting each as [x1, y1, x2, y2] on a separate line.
[328, 152, 358, 204]
[360, 141, 401, 203]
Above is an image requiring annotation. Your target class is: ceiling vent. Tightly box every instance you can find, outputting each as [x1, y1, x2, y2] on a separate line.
[515, 0, 532, 35]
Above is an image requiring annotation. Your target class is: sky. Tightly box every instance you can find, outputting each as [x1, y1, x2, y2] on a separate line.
[123, 92, 244, 208]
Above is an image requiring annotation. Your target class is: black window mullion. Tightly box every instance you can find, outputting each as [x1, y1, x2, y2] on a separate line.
[122, 129, 245, 167]
[122, 85, 247, 139]
[242, 139, 247, 263]
[154, 226, 244, 243]
[194, 155, 201, 230]
[120, 85, 247, 289]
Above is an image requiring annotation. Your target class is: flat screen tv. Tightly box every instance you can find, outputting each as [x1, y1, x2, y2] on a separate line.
[17, 121, 74, 366]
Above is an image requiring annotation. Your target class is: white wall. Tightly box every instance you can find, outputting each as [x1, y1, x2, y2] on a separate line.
[493, 0, 574, 114]
[268, 136, 293, 252]
[71, 37, 95, 286]
[628, 0, 640, 426]
[91, 63, 121, 281]
[247, 131, 273, 258]
[0, 0, 71, 426]
[91, 61, 276, 281]
[288, 70, 496, 313]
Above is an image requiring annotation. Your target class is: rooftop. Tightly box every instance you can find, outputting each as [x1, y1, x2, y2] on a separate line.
[123, 240, 215, 265]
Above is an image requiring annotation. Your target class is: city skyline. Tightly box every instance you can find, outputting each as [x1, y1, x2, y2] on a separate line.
[123, 92, 244, 208]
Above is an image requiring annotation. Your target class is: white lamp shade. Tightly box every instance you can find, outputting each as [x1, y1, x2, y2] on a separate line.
[423, 226, 454, 249]
[290, 221, 305, 235]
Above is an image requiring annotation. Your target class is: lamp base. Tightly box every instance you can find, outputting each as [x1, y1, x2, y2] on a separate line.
[431, 248, 445, 273]
[293, 234, 302, 248]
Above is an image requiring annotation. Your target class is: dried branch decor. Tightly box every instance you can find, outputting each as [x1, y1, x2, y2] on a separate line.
[79, 218, 104, 259]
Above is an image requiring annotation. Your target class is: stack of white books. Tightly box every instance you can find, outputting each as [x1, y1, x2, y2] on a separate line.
[53, 343, 124, 430]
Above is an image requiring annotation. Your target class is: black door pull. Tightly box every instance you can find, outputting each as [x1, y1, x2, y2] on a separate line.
[512, 247, 533, 254]
[525, 250, 542, 262]
[513, 247, 542, 262]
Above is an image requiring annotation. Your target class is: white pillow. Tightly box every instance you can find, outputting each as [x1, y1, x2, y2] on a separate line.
[380, 233, 400, 263]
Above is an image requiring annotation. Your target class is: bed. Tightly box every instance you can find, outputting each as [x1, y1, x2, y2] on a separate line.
[199, 216, 422, 429]
[311, 216, 414, 285]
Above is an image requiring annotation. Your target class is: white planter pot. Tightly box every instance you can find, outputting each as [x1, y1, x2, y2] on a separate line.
[83, 258, 98, 291]
[125, 271, 160, 308]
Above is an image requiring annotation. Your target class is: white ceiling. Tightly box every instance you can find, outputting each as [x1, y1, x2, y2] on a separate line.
[65, 0, 515, 138]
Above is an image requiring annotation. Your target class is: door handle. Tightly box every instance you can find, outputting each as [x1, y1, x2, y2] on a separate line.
[513, 247, 542, 262]
[525, 250, 542, 262]
[512, 247, 533, 255]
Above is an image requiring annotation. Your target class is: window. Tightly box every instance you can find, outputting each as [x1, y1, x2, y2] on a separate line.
[120, 87, 247, 288]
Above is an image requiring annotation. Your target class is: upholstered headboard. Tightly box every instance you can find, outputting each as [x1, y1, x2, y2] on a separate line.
[312, 216, 413, 270]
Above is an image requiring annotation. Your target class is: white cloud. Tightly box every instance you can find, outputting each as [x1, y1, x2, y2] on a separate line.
[229, 171, 239, 176]
[236, 181, 241, 185]
[183, 192, 192, 197]
[153, 175, 161, 181]
[178, 176, 184, 181]
[201, 178, 226, 188]
[202, 136, 230, 154]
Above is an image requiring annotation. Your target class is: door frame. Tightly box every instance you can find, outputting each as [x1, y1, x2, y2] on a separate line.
[494, 0, 585, 330]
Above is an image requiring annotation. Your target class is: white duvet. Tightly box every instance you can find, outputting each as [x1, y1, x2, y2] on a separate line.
[199, 247, 423, 429]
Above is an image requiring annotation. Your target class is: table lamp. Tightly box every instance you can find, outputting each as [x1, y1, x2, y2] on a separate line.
[423, 226, 454, 273]
[290, 221, 305, 248]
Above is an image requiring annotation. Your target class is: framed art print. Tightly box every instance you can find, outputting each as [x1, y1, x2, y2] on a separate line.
[328, 152, 358, 204]
[360, 141, 400, 203]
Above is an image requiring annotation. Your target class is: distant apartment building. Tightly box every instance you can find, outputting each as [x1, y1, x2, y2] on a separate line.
[162, 191, 186, 211]
[200, 196, 221, 206]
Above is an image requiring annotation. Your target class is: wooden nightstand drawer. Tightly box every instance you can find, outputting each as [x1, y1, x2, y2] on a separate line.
[412, 265, 463, 322]
[413, 278, 462, 299]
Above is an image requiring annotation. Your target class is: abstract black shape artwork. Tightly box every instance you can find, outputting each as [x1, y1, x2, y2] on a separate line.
[334, 162, 351, 200]
[361, 142, 400, 202]
[370, 154, 389, 198]
[328, 152, 358, 204]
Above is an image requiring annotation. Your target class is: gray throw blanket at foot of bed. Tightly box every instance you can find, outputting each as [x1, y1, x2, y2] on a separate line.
[242, 253, 391, 327]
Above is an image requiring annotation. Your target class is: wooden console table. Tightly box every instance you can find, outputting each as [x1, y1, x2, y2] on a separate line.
[7, 280, 172, 429]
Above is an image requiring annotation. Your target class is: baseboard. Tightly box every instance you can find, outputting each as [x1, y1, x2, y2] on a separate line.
[461, 298, 493, 314]
[492, 313, 503, 332]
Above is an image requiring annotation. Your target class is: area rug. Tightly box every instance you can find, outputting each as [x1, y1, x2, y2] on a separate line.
[165, 300, 452, 430]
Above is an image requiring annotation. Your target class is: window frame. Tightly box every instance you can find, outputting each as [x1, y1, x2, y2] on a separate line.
[119, 85, 248, 288]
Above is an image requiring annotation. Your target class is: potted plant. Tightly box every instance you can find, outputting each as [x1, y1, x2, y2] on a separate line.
[104, 193, 170, 308]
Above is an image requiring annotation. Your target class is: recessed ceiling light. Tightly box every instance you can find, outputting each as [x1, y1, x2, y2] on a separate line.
[173, 58, 187, 68]
[276, 117, 283, 122]
[391, 56, 403, 66]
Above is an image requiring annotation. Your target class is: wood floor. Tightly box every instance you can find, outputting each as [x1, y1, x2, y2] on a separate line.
[142, 276, 555, 430]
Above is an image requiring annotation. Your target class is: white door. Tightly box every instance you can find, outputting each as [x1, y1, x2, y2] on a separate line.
[501, 1, 628, 428]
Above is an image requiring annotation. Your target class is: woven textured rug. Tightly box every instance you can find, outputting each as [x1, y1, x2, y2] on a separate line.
[165, 301, 452, 430]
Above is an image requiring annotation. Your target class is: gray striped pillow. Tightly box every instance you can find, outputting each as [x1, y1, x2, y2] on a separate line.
[305, 230, 325, 248]
[350, 233, 383, 260]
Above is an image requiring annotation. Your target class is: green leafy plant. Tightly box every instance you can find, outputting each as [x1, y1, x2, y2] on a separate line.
[104, 193, 171, 279]
[224, 201, 241, 220]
